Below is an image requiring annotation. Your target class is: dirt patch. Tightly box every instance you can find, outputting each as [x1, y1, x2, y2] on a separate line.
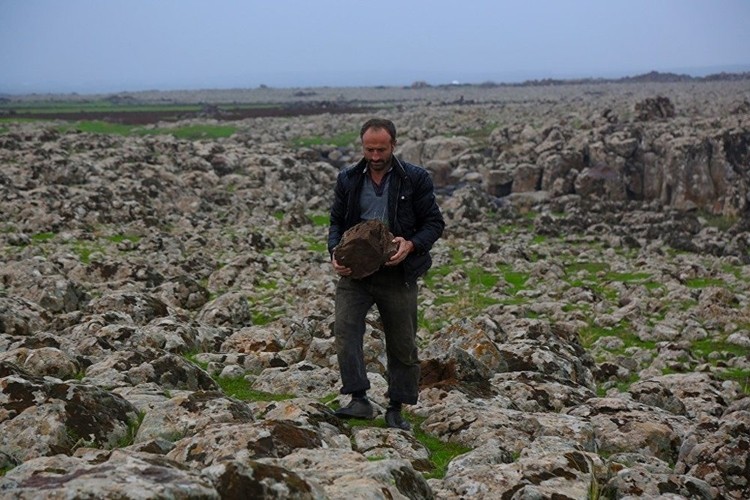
[7, 102, 374, 125]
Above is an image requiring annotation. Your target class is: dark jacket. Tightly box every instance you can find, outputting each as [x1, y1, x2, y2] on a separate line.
[328, 156, 445, 283]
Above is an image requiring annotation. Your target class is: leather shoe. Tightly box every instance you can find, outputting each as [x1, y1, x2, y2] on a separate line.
[385, 408, 411, 430]
[334, 397, 374, 419]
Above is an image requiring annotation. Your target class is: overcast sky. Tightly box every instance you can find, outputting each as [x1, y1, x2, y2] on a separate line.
[2, 0, 749, 94]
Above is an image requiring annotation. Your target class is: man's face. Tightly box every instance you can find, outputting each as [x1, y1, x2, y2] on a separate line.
[362, 127, 395, 172]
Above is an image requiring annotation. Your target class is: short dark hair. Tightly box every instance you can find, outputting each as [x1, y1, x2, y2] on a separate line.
[360, 118, 397, 143]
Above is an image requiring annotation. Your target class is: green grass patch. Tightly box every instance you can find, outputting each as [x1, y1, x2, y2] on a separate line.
[337, 413, 472, 479]
[411, 415, 472, 479]
[499, 264, 529, 294]
[716, 368, 750, 394]
[579, 323, 625, 349]
[170, 124, 236, 140]
[643, 280, 665, 291]
[646, 309, 668, 327]
[0, 117, 42, 124]
[293, 131, 358, 148]
[184, 351, 210, 371]
[562, 302, 591, 313]
[309, 213, 330, 227]
[420, 248, 505, 331]
[449, 248, 466, 265]
[721, 263, 743, 280]
[596, 370, 643, 396]
[678, 299, 699, 311]
[423, 248, 465, 287]
[251, 311, 279, 326]
[578, 321, 656, 352]
[605, 271, 652, 283]
[459, 122, 497, 142]
[60, 120, 141, 136]
[31, 232, 56, 242]
[691, 338, 750, 359]
[700, 211, 737, 231]
[56, 120, 236, 140]
[0, 100, 277, 115]
[457, 123, 497, 144]
[255, 280, 278, 291]
[468, 266, 499, 289]
[306, 239, 328, 253]
[67, 427, 96, 451]
[319, 393, 339, 405]
[496, 296, 529, 307]
[685, 277, 726, 289]
[660, 366, 681, 376]
[72, 241, 102, 264]
[247, 283, 283, 326]
[614, 330, 657, 352]
[503, 269, 529, 291]
[216, 376, 295, 402]
[562, 261, 630, 303]
[423, 266, 450, 288]
[106, 234, 141, 244]
[115, 411, 146, 448]
[417, 309, 442, 334]
[614, 372, 641, 393]
[0, 101, 201, 114]
[497, 223, 517, 235]
[33, 234, 140, 262]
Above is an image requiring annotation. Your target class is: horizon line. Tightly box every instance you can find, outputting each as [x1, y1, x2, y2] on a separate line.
[2, 64, 749, 98]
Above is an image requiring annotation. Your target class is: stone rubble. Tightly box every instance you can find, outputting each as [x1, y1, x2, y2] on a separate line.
[1, 81, 749, 498]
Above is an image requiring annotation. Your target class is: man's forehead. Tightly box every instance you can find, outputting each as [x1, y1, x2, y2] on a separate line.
[362, 127, 394, 142]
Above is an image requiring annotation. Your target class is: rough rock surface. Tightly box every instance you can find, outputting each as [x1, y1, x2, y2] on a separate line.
[1, 81, 749, 498]
[333, 219, 397, 279]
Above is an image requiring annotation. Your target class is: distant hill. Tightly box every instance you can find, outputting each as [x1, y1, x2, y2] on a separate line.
[442, 70, 750, 89]
[2, 70, 749, 102]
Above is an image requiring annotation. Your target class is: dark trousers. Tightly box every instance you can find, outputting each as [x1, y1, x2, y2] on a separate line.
[334, 267, 420, 405]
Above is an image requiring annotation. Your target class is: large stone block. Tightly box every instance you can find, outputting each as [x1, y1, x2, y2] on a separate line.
[333, 220, 397, 279]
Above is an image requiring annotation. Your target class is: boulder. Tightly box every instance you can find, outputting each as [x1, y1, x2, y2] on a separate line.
[635, 96, 676, 121]
[333, 220, 397, 279]
[0, 451, 218, 498]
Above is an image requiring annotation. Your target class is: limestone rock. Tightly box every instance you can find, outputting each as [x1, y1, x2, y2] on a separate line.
[635, 96, 676, 121]
[0, 451, 219, 498]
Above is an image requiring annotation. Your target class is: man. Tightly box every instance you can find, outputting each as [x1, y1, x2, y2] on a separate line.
[328, 118, 445, 430]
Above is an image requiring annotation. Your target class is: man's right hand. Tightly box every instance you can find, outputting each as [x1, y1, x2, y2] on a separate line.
[332, 257, 352, 276]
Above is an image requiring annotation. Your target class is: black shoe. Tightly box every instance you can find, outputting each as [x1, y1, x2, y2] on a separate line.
[335, 397, 375, 419]
[385, 408, 411, 430]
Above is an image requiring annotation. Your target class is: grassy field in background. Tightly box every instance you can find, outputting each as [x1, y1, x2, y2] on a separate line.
[0, 100, 276, 114]
[58, 121, 238, 139]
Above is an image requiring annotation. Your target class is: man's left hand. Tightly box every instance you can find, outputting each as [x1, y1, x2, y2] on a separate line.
[386, 237, 414, 266]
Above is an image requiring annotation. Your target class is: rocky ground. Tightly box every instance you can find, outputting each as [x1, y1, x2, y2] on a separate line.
[1, 81, 749, 499]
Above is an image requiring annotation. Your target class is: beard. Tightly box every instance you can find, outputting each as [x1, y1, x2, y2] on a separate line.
[367, 156, 391, 172]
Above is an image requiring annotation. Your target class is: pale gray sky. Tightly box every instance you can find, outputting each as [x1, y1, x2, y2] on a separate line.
[2, 0, 749, 94]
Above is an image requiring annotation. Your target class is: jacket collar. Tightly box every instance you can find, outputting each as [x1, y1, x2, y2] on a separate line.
[350, 157, 407, 179]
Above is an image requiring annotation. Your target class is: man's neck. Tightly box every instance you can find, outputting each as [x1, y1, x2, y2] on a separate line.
[369, 170, 387, 185]
[367, 162, 392, 185]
